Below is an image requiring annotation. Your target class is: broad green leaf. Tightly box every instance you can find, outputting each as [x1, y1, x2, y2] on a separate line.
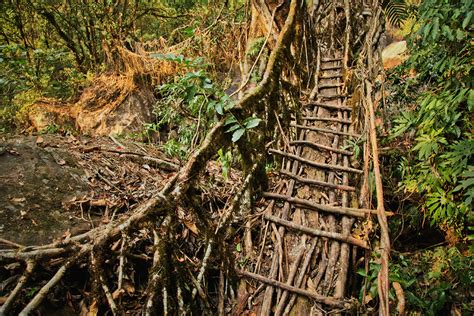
[244, 118, 262, 129]
[226, 124, 241, 133]
[224, 115, 238, 126]
[215, 103, 224, 115]
[232, 128, 245, 142]
[462, 11, 473, 29]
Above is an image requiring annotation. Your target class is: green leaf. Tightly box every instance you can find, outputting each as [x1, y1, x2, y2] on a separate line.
[456, 29, 466, 41]
[215, 103, 224, 115]
[224, 115, 238, 126]
[244, 117, 261, 129]
[431, 17, 439, 40]
[232, 128, 245, 142]
[203, 78, 213, 89]
[226, 123, 241, 133]
[462, 11, 473, 29]
[467, 90, 474, 110]
[185, 85, 197, 102]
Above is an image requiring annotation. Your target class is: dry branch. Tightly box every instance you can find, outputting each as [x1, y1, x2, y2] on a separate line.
[262, 192, 388, 218]
[304, 102, 352, 111]
[279, 169, 355, 191]
[291, 123, 360, 137]
[269, 149, 363, 174]
[300, 116, 351, 124]
[264, 215, 368, 249]
[237, 269, 351, 308]
[289, 140, 353, 155]
[0, 260, 35, 315]
[18, 247, 89, 316]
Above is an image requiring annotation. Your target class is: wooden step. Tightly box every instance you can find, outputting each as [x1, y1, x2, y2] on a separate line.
[279, 169, 355, 191]
[305, 102, 352, 111]
[300, 116, 352, 124]
[321, 57, 343, 62]
[264, 215, 369, 248]
[269, 149, 363, 174]
[319, 73, 343, 79]
[262, 192, 388, 217]
[291, 123, 361, 137]
[320, 65, 343, 71]
[237, 269, 349, 308]
[318, 83, 344, 89]
[319, 94, 350, 99]
[289, 140, 353, 156]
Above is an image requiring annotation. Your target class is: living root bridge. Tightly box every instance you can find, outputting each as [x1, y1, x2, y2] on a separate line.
[0, 0, 300, 314]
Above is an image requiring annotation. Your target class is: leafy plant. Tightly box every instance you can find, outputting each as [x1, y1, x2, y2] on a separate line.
[224, 115, 261, 142]
[387, 0, 473, 235]
[360, 247, 473, 314]
[218, 149, 233, 180]
[382, 0, 410, 27]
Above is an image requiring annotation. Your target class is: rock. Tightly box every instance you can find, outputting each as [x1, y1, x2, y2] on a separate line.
[0, 137, 89, 245]
[23, 74, 156, 137]
[75, 85, 155, 136]
[382, 40, 408, 70]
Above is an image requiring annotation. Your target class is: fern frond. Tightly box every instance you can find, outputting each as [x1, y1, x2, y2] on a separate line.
[382, 0, 409, 27]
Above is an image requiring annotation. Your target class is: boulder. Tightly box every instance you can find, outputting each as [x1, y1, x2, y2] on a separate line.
[382, 40, 408, 70]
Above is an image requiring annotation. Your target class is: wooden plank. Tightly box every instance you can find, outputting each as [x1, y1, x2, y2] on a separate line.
[300, 116, 352, 124]
[304, 102, 352, 111]
[319, 73, 342, 79]
[236, 269, 349, 308]
[279, 169, 355, 191]
[269, 149, 363, 174]
[320, 65, 343, 71]
[262, 192, 394, 217]
[291, 123, 361, 138]
[289, 140, 353, 155]
[319, 94, 351, 99]
[318, 83, 344, 89]
[264, 215, 369, 249]
[321, 57, 342, 62]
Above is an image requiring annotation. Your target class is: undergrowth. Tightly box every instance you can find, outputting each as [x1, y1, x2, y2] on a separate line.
[383, 0, 473, 238]
[361, 246, 473, 314]
[378, 0, 473, 313]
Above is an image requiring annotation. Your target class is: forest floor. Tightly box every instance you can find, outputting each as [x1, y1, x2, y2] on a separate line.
[0, 134, 179, 247]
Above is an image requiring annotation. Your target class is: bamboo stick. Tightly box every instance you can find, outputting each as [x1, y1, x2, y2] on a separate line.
[300, 116, 351, 124]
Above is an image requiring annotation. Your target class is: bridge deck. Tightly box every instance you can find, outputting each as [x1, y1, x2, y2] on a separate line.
[238, 54, 373, 314]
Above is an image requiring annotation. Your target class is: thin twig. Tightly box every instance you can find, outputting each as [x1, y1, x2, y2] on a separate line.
[191, 240, 213, 299]
[0, 260, 35, 315]
[0, 238, 23, 249]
